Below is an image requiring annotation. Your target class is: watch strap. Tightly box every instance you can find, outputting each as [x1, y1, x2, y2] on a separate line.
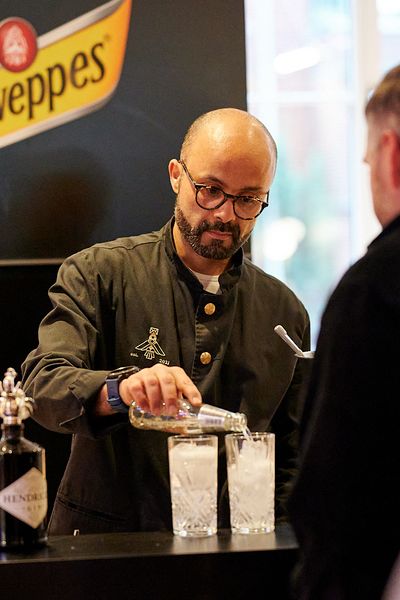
[106, 366, 140, 413]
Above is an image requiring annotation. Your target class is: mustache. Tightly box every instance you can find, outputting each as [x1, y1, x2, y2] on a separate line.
[194, 220, 240, 236]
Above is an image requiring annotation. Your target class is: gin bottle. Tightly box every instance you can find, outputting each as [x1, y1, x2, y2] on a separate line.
[129, 398, 248, 434]
[0, 368, 48, 549]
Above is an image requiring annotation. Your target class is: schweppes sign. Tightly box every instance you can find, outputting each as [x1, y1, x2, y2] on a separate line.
[0, 0, 132, 148]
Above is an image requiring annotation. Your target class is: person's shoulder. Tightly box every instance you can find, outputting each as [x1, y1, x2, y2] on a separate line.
[342, 223, 400, 285]
[93, 228, 164, 254]
[242, 257, 306, 308]
[243, 256, 292, 290]
[326, 226, 400, 315]
[65, 227, 166, 265]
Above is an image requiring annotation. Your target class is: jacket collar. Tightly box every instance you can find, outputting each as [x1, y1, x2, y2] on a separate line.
[368, 214, 400, 250]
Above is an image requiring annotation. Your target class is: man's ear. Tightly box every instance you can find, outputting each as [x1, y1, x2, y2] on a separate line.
[392, 132, 400, 189]
[382, 130, 400, 189]
[168, 159, 181, 194]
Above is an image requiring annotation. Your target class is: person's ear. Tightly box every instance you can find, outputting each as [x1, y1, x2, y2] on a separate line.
[392, 132, 400, 189]
[168, 159, 182, 194]
[382, 130, 400, 189]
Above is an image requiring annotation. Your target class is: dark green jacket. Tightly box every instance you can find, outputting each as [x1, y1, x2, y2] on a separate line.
[22, 219, 310, 534]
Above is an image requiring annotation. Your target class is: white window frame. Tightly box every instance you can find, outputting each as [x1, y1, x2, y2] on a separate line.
[245, 0, 382, 263]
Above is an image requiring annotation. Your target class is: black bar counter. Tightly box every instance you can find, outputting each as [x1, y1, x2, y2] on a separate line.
[1, 524, 298, 600]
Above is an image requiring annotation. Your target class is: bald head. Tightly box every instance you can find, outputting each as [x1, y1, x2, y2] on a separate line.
[169, 108, 275, 273]
[180, 108, 277, 176]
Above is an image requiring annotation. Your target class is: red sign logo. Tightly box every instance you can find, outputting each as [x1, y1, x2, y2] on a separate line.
[0, 17, 38, 73]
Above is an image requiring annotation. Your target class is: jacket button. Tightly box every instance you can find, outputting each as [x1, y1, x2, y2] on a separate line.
[200, 352, 212, 365]
[204, 303, 216, 316]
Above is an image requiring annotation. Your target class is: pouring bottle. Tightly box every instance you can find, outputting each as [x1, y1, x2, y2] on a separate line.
[129, 398, 248, 434]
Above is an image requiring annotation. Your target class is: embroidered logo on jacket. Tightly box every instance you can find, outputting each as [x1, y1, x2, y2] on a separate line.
[135, 327, 165, 361]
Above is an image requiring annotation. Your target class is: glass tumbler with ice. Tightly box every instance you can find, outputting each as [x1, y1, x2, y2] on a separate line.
[226, 432, 275, 534]
[168, 434, 218, 537]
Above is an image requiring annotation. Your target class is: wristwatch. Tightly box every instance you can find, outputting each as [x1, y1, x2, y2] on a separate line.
[105, 366, 140, 413]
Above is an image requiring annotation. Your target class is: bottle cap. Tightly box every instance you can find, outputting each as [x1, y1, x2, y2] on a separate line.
[0, 367, 34, 425]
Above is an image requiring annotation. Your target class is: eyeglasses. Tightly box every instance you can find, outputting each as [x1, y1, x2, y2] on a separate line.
[179, 160, 269, 221]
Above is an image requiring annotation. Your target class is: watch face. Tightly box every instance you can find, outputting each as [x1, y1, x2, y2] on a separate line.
[108, 366, 137, 380]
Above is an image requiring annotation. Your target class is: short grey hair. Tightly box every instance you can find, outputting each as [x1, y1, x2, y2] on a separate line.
[365, 64, 400, 130]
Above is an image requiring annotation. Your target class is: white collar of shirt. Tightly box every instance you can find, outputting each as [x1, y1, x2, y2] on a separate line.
[189, 269, 221, 295]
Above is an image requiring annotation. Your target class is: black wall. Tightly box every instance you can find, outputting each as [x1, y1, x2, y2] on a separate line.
[0, 0, 247, 259]
[1, 264, 63, 512]
[0, 0, 247, 513]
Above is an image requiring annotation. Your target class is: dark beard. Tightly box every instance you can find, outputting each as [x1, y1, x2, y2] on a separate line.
[175, 204, 248, 260]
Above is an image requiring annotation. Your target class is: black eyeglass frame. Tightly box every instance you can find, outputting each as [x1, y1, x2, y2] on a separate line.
[179, 160, 269, 221]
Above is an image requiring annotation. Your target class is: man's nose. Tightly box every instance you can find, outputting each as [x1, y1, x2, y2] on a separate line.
[212, 197, 236, 221]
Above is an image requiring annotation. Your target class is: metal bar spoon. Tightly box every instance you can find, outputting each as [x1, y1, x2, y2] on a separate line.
[274, 325, 314, 359]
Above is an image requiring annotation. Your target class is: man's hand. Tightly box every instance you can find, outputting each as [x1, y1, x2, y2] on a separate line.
[95, 364, 202, 418]
[119, 364, 202, 415]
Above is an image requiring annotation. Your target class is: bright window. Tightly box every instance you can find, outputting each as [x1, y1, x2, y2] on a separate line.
[245, 0, 400, 343]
